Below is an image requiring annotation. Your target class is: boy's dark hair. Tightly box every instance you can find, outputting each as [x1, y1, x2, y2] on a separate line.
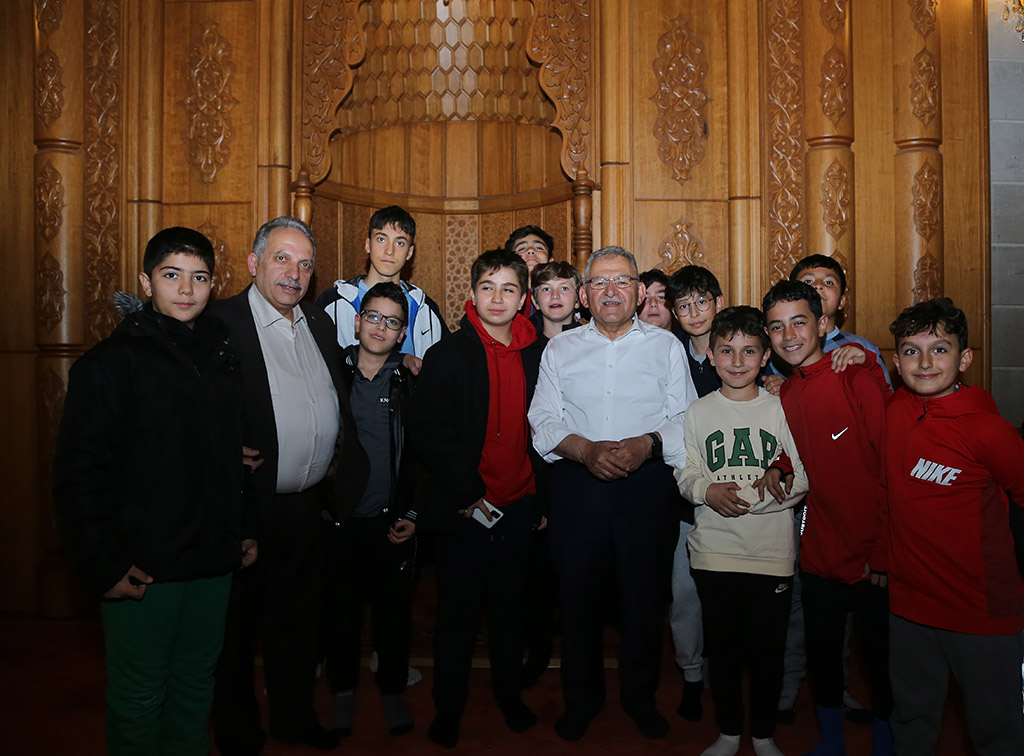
[360, 281, 409, 323]
[639, 268, 671, 290]
[143, 226, 215, 278]
[762, 280, 824, 321]
[471, 249, 529, 293]
[531, 260, 582, 294]
[368, 205, 416, 244]
[667, 265, 722, 308]
[790, 253, 847, 295]
[504, 225, 554, 256]
[708, 305, 770, 351]
[889, 297, 968, 352]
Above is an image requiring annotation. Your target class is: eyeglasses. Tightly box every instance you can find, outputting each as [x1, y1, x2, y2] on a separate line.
[674, 296, 714, 316]
[585, 275, 637, 290]
[360, 310, 405, 331]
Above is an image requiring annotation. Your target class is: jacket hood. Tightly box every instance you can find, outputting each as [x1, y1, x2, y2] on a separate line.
[891, 384, 999, 420]
[113, 291, 145, 319]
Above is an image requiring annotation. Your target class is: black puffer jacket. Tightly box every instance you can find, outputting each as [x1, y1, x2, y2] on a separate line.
[52, 298, 246, 597]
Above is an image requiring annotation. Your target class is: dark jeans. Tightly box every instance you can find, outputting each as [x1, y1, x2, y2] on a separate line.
[432, 495, 534, 714]
[801, 570, 892, 718]
[548, 459, 679, 716]
[322, 514, 416, 695]
[693, 569, 793, 739]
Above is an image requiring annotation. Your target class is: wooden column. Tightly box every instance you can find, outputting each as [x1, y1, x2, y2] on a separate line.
[803, 0, 855, 329]
[599, 0, 632, 251]
[258, 0, 293, 223]
[34, 0, 86, 616]
[893, 0, 942, 308]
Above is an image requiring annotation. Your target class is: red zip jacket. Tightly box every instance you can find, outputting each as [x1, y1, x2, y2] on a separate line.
[887, 385, 1024, 635]
[780, 355, 889, 583]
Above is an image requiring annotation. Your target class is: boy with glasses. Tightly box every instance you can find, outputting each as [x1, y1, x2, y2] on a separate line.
[322, 282, 419, 738]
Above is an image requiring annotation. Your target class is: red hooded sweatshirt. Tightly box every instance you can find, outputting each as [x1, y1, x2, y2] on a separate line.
[465, 302, 537, 507]
[780, 354, 890, 583]
[887, 385, 1024, 635]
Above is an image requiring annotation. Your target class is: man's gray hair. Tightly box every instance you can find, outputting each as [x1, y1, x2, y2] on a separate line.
[251, 216, 317, 262]
[584, 245, 639, 281]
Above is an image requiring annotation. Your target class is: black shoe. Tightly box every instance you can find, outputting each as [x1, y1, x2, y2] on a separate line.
[499, 699, 537, 733]
[269, 724, 340, 750]
[555, 709, 595, 742]
[427, 712, 460, 749]
[777, 707, 798, 726]
[677, 679, 704, 721]
[628, 707, 670, 739]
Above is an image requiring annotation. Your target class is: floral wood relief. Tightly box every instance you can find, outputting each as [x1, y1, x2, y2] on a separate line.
[766, 0, 805, 282]
[35, 0, 66, 36]
[35, 49, 65, 127]
[84, 0, 122, 344]
[36, 162, 65, 242]
[657, 217, 707, 273]
[339, 0, 551, 138]
[180, 20, 238, 184]
[198, 221, 238, 300]
[36, 254, 66, 333]
[909, 48, 938, 127]
[819, 46, 849, 127]
[908, 0, 937, 37]
[911, 160, 941, 242]
[302, 0, 365, 183]
[912, 251, 941, 303]
[818, 0, 847, 34]
[444, 215, 480, 331]
[650, 17, 710, 185]
[819, 159, 850, 240]
[528, 0, 593, 178]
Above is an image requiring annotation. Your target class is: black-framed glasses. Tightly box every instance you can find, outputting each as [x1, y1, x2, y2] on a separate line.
[585, 275, 637, 290]
[674, 295, 714, 316]
[360, 310, 405, 331]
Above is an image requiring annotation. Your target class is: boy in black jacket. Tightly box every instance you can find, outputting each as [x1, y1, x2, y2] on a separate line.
[322, 282, 418, 737]
[53, 227, 254, 756]
[411, 249, 544, 748]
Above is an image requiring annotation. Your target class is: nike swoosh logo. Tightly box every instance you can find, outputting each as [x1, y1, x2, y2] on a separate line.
[775, 584, 789, 594]
[831, 428, 849, 440]
[420, 327, 431, 336]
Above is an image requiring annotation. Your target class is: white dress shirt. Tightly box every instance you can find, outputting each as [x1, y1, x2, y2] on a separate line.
[529, 316, 698, 468]
[248, 286, 340, 493]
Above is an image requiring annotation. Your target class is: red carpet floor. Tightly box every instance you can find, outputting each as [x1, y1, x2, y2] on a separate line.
[0, 570, 976, 756]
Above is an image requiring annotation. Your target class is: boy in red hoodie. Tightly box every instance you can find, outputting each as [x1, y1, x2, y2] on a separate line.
[762, 280, 892, 756]
[885, 298, 1024, 755]
[410, 249, 543, 749]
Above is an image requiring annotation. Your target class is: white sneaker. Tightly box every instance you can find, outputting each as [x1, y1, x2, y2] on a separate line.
[701, 733, 741, 756]
[753, 737, 786, 756]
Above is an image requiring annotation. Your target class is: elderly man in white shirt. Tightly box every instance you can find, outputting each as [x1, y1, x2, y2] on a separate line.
[529, 246, 698, 743]
[212, 217, 368, 756]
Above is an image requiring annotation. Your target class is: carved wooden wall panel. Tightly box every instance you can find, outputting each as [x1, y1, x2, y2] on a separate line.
[633, 201, 729, 289]
[443, 214, 480, 329]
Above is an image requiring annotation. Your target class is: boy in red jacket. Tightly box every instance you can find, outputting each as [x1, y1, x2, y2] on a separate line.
[762, 280, 892, 756]
[886, 298, 1024, 755]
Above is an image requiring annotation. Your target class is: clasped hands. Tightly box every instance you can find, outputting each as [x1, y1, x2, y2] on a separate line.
[579, 435, 654, 481]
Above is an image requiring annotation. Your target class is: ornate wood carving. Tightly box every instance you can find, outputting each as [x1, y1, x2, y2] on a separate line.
[36, 162, 65, 242]
[35, 0, 66, 36]
[765, 0, 805, 281]
[180, 20, 238, 184]
[911, 159, 941, 241]
[818, 0, 847, 34]
[198, 221, 238, 300]
[907, 0, 937, 37]
[301, 0, 365, 184]
[912, 251, 941, 303]
[528, 0, 593, 179]
[657, 216, 707, 272]
[84, 0, 122, 344]
[35, 50, 65, 127]
[819, 46, 849, 127]
[910, 47, 938, 127]
[650, 16, 710, 185]
[819, 159, 850, 240]
[444, 214, 479, 331]
[35, 254, 66, 333]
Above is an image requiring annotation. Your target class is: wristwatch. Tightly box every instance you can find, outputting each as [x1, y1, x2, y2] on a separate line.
[646, 432, 663, 459]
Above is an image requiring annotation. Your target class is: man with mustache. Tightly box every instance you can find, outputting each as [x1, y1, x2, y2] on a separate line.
[211, 216, 368, 755]
[529, 246, 698, 742]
